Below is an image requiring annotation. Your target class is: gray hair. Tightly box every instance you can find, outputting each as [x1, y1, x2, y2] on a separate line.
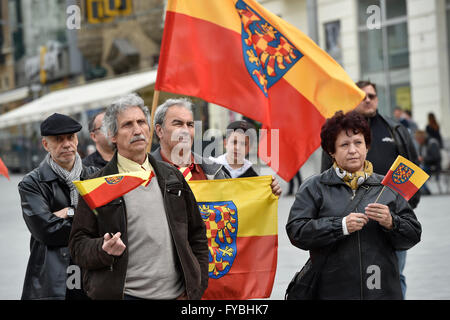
[102, 93, 151, 140]
[153, 98, 193, 128]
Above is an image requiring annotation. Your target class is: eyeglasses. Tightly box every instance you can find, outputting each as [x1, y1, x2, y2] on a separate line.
[364, 93, 377, 100]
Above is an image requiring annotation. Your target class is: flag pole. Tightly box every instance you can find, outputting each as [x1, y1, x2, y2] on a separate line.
[147, 90, 160, 153]
[374, 185, 386, 204]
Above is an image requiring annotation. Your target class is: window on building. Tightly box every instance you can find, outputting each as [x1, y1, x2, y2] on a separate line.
[358, 0, 410, 116]
[385, 0, 407, 20]
[324, 20, 342, 65]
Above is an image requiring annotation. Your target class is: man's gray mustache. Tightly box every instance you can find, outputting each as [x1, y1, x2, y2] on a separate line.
[129, 135, 147, 144]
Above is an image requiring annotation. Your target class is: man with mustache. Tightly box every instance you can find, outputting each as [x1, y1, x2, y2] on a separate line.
[151, 98, 282, 196]
[69, 93, 208, 300]
[18, 113, 96, 299]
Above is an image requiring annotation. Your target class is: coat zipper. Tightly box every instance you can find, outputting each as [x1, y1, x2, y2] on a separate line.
[121, 198, 128, 299]
[108, 198, 128, 299]
[108, 199, 127, 273]
[349, 186, 364, 300]
[341, 184, 371, 300]
[357, 230, 363, 300]
[355, 186, 370, 300]
[163, 180, 189, 298]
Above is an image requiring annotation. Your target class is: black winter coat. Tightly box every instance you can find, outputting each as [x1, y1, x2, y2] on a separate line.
[286, 168, 421, 300]
[18, 159, 97, 300]
[420, 137, 441, 172]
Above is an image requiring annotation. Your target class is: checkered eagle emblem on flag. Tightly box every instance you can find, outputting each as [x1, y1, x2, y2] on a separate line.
[104, 176, 124, 185]
[198, 201, 238, 279]
[236, 0, 303, 96]
[392, 163, 415, 184]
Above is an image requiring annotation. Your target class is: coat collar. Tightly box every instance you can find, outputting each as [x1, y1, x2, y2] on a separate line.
[38, 159, 59, 182]
[101, 151, 121, 176]
[151, 146, 224, 178]
[38, 154, 92, 182]
[104, 151, 173, 189]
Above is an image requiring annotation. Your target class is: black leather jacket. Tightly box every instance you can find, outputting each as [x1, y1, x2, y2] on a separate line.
[18, 159, 97, 300]
[286, 168, 421, 300]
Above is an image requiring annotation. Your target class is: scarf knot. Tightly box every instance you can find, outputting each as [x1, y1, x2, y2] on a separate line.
[333, 160, 373, 190]
[46, 153, 83, 207]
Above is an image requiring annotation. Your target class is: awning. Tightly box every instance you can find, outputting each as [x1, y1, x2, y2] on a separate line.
[0, 87, 29, 105]
[0, 69, 157, 129]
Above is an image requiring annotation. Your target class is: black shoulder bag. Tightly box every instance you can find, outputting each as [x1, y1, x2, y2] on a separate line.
[285, 186, 371, 300]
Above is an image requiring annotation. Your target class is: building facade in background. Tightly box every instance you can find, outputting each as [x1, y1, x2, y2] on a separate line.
[76, 0, 164, 78]
[0, 0, 15, 94]
[0, 0, 166, 172]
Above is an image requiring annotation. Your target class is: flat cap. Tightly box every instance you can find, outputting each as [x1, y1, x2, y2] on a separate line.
[40, 113, 82, 136]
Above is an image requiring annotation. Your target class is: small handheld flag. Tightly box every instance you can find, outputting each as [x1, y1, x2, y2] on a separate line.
[73, 171, 155, 212]
[0, 156, 9, 180]
[380, 155, 429, 201]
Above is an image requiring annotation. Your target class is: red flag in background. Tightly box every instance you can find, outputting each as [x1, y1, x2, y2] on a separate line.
[0, 157, 10, 180]
[156, 0, 365, 180]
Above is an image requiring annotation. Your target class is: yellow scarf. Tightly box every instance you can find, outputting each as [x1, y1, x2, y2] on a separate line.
[333, 160, 373, 190]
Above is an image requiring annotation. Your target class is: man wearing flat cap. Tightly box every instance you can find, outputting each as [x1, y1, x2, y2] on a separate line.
[18, 113, 97, 300]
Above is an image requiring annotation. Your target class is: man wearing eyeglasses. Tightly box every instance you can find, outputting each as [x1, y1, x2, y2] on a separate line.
[320, 80, 420, 299]
[83, 111, 115, 169]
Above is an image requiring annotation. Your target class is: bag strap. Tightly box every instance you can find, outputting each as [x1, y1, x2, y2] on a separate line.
[312, 185, 372, 270]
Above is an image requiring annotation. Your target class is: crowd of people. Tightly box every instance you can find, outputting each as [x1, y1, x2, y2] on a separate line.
[17, 79, 434, 300]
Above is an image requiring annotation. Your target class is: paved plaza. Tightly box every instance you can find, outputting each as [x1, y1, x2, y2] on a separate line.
[1, 153, 449, 300]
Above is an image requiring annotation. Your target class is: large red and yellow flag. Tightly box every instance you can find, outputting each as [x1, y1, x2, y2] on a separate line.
[0, 156, 9, 180]
[156, 0, 365, 180]
[73, 171, 154, 211]
[381, 156, 429, 201]
[188, 175, 278, 300]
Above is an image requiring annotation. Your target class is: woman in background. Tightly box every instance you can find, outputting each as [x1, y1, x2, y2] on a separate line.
[426, 112, 443, 149]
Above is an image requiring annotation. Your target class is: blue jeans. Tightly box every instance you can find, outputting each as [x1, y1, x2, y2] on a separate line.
[396, 250, 407, 299]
